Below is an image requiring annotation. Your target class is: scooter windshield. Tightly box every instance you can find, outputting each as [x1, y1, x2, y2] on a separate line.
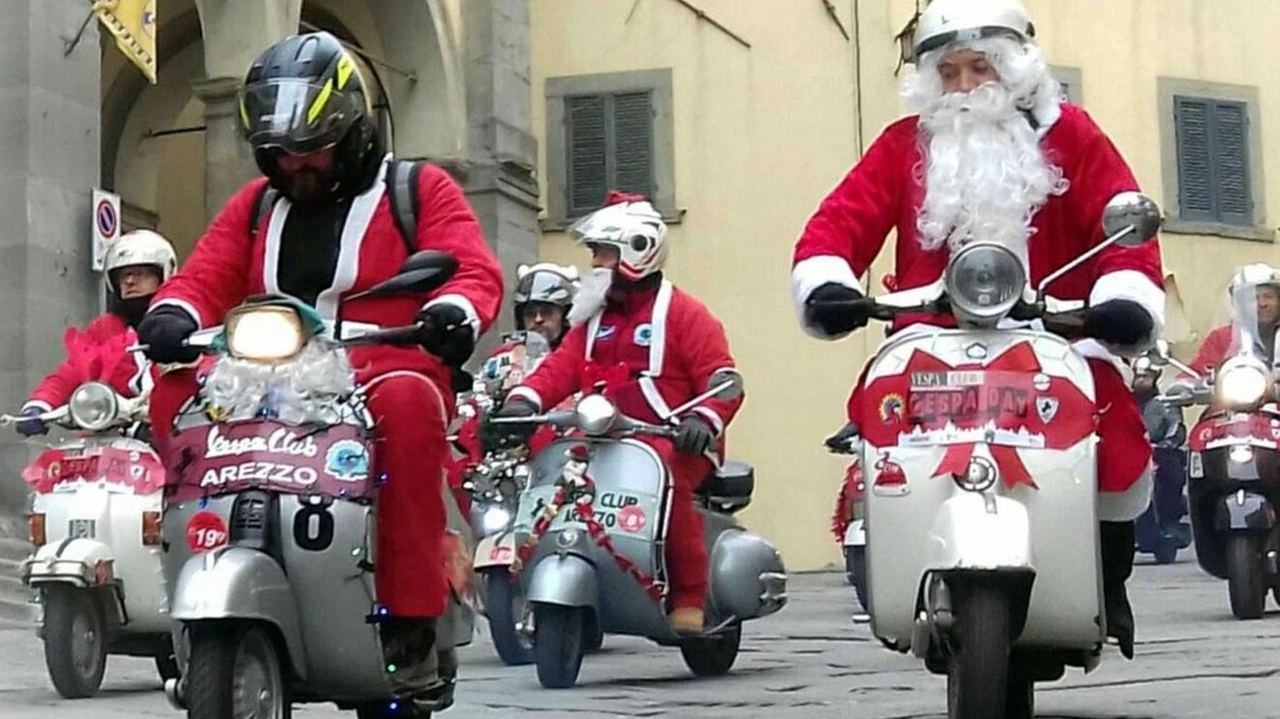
[1225, 274, 1280, 362]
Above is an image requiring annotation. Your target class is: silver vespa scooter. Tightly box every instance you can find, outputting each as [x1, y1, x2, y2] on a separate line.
[156, 251, 475, 719]
[493, 371, 788, 689]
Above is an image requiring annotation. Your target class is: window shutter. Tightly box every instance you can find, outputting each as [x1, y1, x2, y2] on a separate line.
[1212, 100, 1252, 226]
[612, 91, 654, 199]
[566, 94, 608, 215]
[1173, 96, 1215, 222]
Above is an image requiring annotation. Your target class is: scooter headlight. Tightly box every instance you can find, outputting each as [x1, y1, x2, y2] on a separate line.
[575, 394, 617, 436]
[944, 243, 1026, 325]
[1216, 356, 1271, 410]
[482, 507, 512, 533]
[953, 456, 999, 493]
[69, 382, 119, 431]
[224, 306, 307, 363]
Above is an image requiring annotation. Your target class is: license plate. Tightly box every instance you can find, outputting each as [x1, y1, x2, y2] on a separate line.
[68, 520, 96, 539]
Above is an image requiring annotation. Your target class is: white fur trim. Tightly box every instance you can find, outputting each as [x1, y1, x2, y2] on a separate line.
[1031, 96, 1063, 138]
[507, 387, 543, 411]
[584, 312, 602, 358]
[691, 407, 725, 437]
[22, 400, 53, 413]
[422, 294, 481, 340]
[263, 196, 290, 296]
[150, 299, 203, 328]
[791, 255, 864, 340]
[638, 375, 675, 422]
[1089, 269, 1166, 355]
[649, 281, 674, 376]
[1098, 464, 1153, 522]
[1073, 338, 1132, 387]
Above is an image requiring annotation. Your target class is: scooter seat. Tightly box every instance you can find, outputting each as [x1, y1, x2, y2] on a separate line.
[698, 461, 754, 513]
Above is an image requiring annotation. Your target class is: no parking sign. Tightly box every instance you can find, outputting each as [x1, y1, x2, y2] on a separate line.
[91, 188, 121, 272]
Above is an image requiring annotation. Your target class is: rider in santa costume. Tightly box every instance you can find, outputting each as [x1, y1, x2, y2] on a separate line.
[791, 0, 1162, 659]
[137, 33, 503, 701]
[498, 191, 743, 635]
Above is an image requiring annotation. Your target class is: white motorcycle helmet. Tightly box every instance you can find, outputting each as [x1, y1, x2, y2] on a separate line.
[514, 263, 580, 315]
[906, 0, 1036, 64]
[568, 192, 668, 282]
[104, 229, 178, 293]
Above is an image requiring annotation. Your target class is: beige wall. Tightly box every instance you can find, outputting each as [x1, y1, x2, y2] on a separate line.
[531, 0, 1280, 569]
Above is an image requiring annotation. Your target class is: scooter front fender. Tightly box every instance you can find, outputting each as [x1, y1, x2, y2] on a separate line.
[23, 539, 115, 588]
[925, 492, 1034, 571]
[524, 553, 599, 609]
[473, 532, 516, 570]
[170, 547, 306, 679]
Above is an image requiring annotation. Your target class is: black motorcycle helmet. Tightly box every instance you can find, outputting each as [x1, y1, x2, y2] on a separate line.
[238, 32, 382, 203]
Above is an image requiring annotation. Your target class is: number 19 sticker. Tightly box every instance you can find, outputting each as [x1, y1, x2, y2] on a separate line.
[186, 511, 229, 553]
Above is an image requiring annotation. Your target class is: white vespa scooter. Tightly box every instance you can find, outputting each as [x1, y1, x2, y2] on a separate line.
[1, 383, 175, 698]
[156, 251, 475, 719]
[808, 193, 1162, 719]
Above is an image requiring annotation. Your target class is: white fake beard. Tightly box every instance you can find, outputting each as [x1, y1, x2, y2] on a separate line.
[567, 267, 613, 327]
[204, 341, 358, 425]
[915, 82, 1068, 255]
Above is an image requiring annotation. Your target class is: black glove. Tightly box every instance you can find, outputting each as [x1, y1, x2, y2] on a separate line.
[824, 422, 862, 454]
[1084, 299, 1153, 348]
[416, 304, 475, 367]
[492, 397, 539, 444]
[15, 406, 48, 437]
[805, 283, 868, 336]
[674, 416, 716, 455]
[137, 306, 200, 364]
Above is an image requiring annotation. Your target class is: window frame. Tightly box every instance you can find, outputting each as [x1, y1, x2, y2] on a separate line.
[1049, 65, 1083, 106]
[543, 68, 679, 231]
[1158, 77, 1270, 241]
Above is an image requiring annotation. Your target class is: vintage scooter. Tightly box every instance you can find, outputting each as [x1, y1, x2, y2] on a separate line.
[0, 382, 174, 698]
[1157, 269, 1280, 619]
[492, 370, 787, 689]
[808, 192, 1162, 719]
[827, 423, 867, 610]
[156, 251, 475, 719]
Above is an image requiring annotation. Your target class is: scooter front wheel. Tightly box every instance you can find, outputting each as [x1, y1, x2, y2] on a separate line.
[946, 583, 1011, 719]
[42, 586, 107, 699]
[186, 622, 291, 719]
[532, 602, 587, 689]
[483, 569, 533, 666]
[1226, 535, 1266, 620]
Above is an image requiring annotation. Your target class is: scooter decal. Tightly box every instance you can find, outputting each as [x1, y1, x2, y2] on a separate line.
[324, 439, 370, 482]
[1035, 396, 1060, 423]
[870, 453, 908, 497]
[22, 445, 165, 495]
[877, 393, 905, 423]
[186, 510, 229, 553]
[618, 504, 647, 533]
[1189, 413, 1280, 452]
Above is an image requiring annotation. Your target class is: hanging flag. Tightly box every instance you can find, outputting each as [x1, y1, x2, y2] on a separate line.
[92, 0, 157, 84]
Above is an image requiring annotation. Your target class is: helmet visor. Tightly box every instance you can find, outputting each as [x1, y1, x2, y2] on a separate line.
[516, 272, 575, 306]
[240, 79, 363, 155]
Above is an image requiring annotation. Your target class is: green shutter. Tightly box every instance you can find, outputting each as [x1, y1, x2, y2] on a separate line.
[1212, 100, 1252, 226]
[1173, 96, 1215, 222]
[611, 91, 654, 199]
[566, 94, 608, 216]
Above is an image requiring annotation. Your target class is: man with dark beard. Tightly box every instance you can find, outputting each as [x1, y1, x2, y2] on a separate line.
[15, 230, 177, 437]
[790, 0, 1163, 659]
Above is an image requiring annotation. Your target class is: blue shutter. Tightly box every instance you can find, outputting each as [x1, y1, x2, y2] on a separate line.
[1212, 99, 1252, 226]
[566, 94, 608, 216]
[1173, 96, 1215, 222]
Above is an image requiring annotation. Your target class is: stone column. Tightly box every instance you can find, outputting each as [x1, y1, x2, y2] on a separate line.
[193, 0, 303, 221]
[456, 0, 540, 363]
[0, 0, 102, 529]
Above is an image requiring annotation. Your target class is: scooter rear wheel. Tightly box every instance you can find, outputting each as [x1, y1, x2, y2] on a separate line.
[42, 586, 107, 699]
[946, 583, 1011, 719]
[532, 603, 587, 689]
[1227, 535, 1266, 620]
[187, 622, 290, 719]
[679, 624, 742, 677]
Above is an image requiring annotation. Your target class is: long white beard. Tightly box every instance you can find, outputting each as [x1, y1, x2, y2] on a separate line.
[916, 82, 1068, 255]
[567, 268, 612, 327]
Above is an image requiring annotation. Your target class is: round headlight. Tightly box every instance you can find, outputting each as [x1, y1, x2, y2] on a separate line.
[1217, 356, 1270, 409]
[69, 382, 119, 431]
[944, 243, 1026, 323]
[226, 307, 306, 362]
[575, 394, 617, 435]
[483, 507, 512, 533]
[954, 456, 999, 493]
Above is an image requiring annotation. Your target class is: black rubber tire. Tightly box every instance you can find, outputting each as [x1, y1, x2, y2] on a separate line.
[1005, 672, 1034, 719]
[1153, 541, 1179, 565]
[845, 547, 868, 610]
[42, 587, 107, 699]
[946, 584, 1011, 719]
[1227, 534, 1266, 620]
[155, 650, 180, 682]
[483, 569, 533, 666]
[679, 624, 742, 677]
[532, 603, 587, 689]
[187, 623, 291, 719]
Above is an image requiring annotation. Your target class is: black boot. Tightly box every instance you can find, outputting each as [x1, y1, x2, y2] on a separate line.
[379, 617, 441, 700]
[1100, 520, 1136, 659]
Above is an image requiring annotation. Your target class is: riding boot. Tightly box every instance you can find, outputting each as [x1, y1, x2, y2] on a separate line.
[1100, 520, 1136, 659]
[379, 617, 441, 700]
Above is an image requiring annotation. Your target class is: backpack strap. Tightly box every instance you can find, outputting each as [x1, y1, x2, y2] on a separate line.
[384, 159, 423, 257]
[248, 183, 280, 239]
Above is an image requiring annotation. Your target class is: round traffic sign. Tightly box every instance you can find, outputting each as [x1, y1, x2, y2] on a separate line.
[95, 198, 118, 239]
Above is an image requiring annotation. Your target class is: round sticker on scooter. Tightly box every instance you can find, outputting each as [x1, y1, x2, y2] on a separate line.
[618, 504, 647, 533]
[186, 510, 229, 553]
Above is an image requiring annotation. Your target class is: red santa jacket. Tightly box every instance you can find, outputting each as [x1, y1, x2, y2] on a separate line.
[1190, 325, 1235, 376]
[24, 314, 150, 412]
[150, 157, 503, 396]
[791, 103, 1164, 351]
[508, 280, 743, 464]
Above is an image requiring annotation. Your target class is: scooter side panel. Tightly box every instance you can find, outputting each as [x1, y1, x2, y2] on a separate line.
[25, 539, 114, 588]
[861, 330, 1103, 651]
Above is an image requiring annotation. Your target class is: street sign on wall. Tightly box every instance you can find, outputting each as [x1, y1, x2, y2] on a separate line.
[91, 188, 121, 272]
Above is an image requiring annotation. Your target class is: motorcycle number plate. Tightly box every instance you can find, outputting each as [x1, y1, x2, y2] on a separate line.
[1189, 451, 1203, 478]
[68, 519, 96, 539]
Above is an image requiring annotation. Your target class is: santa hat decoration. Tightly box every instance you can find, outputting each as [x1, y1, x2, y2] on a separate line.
[567, 444, 590, 461]
[602, 190, 649, 207]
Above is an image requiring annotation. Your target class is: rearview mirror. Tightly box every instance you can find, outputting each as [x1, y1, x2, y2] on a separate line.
[1101, 192, 1162, 247]
[346, 251, 459, 302]
[706, 368, 744, 401]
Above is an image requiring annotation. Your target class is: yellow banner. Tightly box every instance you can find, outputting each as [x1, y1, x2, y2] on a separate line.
[92, 0, 157, 84]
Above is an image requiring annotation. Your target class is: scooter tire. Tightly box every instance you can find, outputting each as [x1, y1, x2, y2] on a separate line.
[532, 603, 587, 689]
[1005, 672, 1034, 719]
[483, 569, 533, 666]
[845, 547, 868, 610]
[1153, 542, 1178, 565]
[946, 584, 1011, 719]
[155, 651, 180, 682]
[187, 623, 291, 719]
[42, 586, 107, 699]
[679, 623, 742, 677]
[1227, 535, 1266, 620]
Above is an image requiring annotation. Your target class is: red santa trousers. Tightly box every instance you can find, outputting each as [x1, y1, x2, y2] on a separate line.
[642, 436, 711, 612]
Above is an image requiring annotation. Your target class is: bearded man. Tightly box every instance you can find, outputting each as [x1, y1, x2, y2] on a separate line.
[790, 0, 1164, 659]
